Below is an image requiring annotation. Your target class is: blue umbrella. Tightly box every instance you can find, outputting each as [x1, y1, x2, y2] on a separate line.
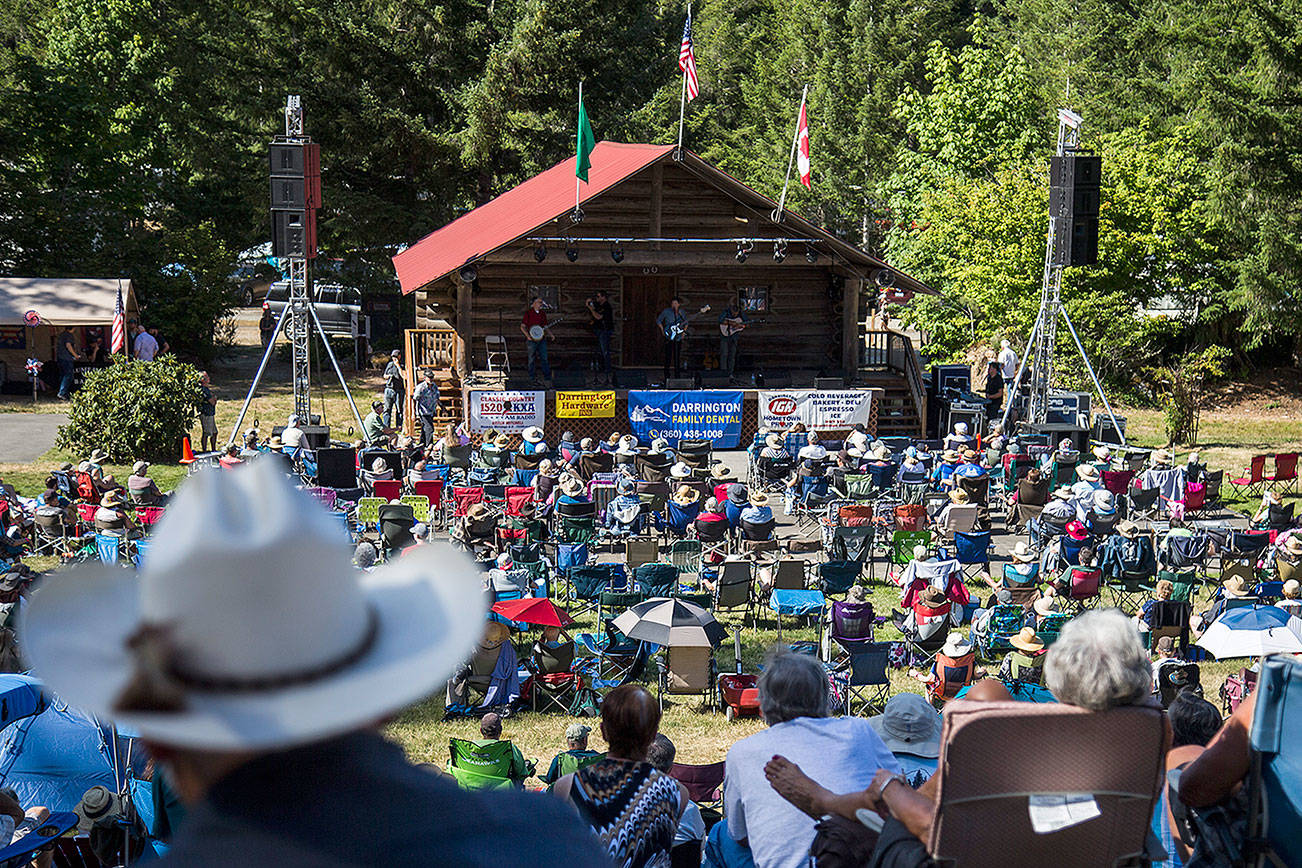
[1196, 605, 1302, 659]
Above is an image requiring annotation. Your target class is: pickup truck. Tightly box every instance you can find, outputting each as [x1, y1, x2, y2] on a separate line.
[263, 282, 363, 336]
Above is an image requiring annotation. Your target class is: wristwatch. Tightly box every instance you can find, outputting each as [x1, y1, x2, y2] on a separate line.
[874, 773, 908, 801]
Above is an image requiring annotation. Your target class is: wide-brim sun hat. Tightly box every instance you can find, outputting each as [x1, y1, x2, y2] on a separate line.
[669, 462, 693, 479]
[710, 464, 734, 481]
[1093, 490, 1116, 514]
[1010, 542, 1035, 563]
[868, 693, 942, 758]
[522, 426, 544, 444]
[1117, 519, 1141, 539]
[749, 491, 769, 507]
[1009, 627, 1045, 653]
[1033, 590, 1060, 618]
[672, 485, 700, 506]
[1077, 464, 1100, 482]
[942, 450, 961, 463]
[22, 460, 484, 751]
[1052, 486, 1074, 501]
[1283, 535, 1302, 557]
[948, 489, 970, 504]
[765, 433, 783, 450]
[1222, 575, 1252, 598]
[920, 587, 948, 609]
[89, 449, 108, 464]
[1093, 445, 1112, 461]
[941, 631, 971, 657]
[560, 475, 584, 497]
[99, 492, 122, 509]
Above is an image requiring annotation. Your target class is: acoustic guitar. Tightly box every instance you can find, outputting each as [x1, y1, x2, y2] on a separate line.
[719, 316, 765, 337]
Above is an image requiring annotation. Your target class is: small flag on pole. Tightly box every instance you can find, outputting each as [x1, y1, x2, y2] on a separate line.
[111, 284, 126, 353]
[679, 10, 699, 102]
[576, 91, 596, 184]
[796, 99, 811, 188]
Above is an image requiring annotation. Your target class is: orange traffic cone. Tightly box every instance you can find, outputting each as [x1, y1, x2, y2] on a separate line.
[179, 436, 196, 464]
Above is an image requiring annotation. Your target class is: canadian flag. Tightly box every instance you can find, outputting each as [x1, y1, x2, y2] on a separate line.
[796, 101, 811, 188]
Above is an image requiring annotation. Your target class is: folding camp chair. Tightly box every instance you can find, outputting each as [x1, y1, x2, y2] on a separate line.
[841, 473, 874, 501]
[32, 513, 70, 558]
[663, 499, 701, 539]
[503, 486, 534, 517]
[378, 502, 417, 555]
[530, 641, 579, 713]
[625, 537, 661, 571]
[412, 480, 445, 526]
[695, 516, 731, 564]
[398, 494, 430, 524]
[634, 562, 678, 598]
[767, 558, 807, 591]
[1036, 612, 1072, 647]
[768, 589, 825, 641]
[1144, 599, 1192, 656]
[1063, 566, 1102, 611]
[712, 559, 754, 622]
[557, 511, 597, 545]
[894, 503, 927, 532]
[975, 604, 1027, 659]
[817, 560, 859, 597]
[841, 643, 892, 715]
[74, 471, 96, 502]
[884, 530, 932, 584]
[952, 530, 991, 580]
[0, 812, 77, 866]
[1230, 454, 1269, 499]
[568, 563, 615, 616]
[657, 645, 717, 709]
[1201, 469, 1224, 514]
[451, 486, 485, 519]
[1109, 570, 1155, 614]
[576, 620, 649, 688]
[1245, 655, 1302, 868]
[670, 761, 726, 819]
[676, 440, 712, 472]
[1128, 486, 1161, 523]
[447, 737, 530, 789]
[927, 701, 1166, 868]
[667, 539, 702, 578]
[1155, 660, 1201, 709]
[353, 496, 385, 532]
[94, 532, 121, 565]
[372, 479, 401, 501]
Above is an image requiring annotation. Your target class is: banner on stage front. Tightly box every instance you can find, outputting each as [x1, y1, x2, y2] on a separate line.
[759, 389, 874, 430]
[556, 390, 616, 418]
[628, 390, 743, 447]
[468, 390, 545, 433]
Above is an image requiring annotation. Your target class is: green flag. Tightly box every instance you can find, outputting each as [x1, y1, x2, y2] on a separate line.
[576, 95, 596, 182]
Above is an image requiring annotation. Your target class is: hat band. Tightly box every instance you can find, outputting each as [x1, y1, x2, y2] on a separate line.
[115, 606, 380, 713]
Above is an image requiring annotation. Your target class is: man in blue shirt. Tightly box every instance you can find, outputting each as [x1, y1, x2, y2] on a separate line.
[717, 301, 750, 379]
[656, 297, 687, 380]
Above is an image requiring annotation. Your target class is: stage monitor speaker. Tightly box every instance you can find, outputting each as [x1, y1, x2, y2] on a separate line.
[666, 377, 696, 390]
[613, 369, 647, 389]
[298, 424, 330, 449]
[814, 377, 844, 389]
[316, 447, 357, 489]
[1091, 414, 1127, 445]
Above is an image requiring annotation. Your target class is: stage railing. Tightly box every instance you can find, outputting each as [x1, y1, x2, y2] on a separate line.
[402, 328, 463, 437]
[863, 329, 927, 433]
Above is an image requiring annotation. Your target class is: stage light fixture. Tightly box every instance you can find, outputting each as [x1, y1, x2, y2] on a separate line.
[458, 264, 478, 283]
[805, 246, 818, 264]
[736, 241, 752, 263]
[610, 244, 624, 263]
[534, 243, 547, 263]
[566, 245, 579, 262]
[772, 240, 787, 263]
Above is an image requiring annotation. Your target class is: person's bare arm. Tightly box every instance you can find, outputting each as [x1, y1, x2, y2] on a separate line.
[1179, 688, 1256, 808]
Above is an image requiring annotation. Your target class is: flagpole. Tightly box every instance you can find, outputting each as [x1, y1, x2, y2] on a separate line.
[676, 4, 690, 155]
[576, 80, 584, 213]
[775, 84, 807, 222]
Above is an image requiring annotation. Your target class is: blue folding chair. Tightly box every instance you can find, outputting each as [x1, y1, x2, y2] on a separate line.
[1248, 655, 1302, 868]
[132, 538, 150, 568]
[953, 530, 992, 580]
[94, 532, 121, 565]
[768, 589, 825, 642]
[664, 500, 701, 538]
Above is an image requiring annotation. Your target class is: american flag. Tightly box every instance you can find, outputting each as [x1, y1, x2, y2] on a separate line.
[679, 10, 699, 102]
[111, 284, 126, 353]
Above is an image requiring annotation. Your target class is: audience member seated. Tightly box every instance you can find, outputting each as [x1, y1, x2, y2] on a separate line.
[1279, 579, 1302, 615]
[911, 631, 977, 702]
[705, 650, 899, 868]
[126, 460, 165, 506]
[1010, 468, 1049, 531]
[760, 609, 1163, 868]
[34, 490, 73, 532]
[647, 734, 707, 868]
[363, 457, 394, 491]
[93, 491, 137, 535]
[1031, 587, 1061, 627]
[521, 426, 548, 456]
[797, 432, 827, 463]
[898, 455, 928, 486]
[605, 477, 643, 535]
[446, 621, 520, 708]
[868, 693, 944, 788]
[541, 722, 603, 789]
[1162, 692, 1226, 862]
[554, 685, 686, 868]
[486, 552, 532, 598]
[942, 422, 972, 452]
[218, 444, 244, 468]
[472, 712, 533, 787]
[407, 458, 438, 487]
[556, 474, 591, 506]
[931, 450, 961, 490]
[997, 627, 1046, 685]
[1029, 486, 1075, 545]
[1085, 489, 1118, 535]
[740, 490, 773, 525]
[695, 497, 728, 535]
[362, 400, 394, 445]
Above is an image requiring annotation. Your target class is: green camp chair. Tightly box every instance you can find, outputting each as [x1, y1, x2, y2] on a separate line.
[882, 530, 932, 584]
[447, 737, 529, 790]
[545, 751, 606, 791]
[354, 496, 385, 532]
[400, 494, 430, 524]
[668, 539, 703, 577]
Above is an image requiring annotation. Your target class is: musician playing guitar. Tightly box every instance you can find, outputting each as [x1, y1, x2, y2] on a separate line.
[519, 296, 553, 383]
[716, 301, 751, 378]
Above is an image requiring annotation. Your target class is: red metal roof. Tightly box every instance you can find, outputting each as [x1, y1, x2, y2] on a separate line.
[393, 142, 674, 294]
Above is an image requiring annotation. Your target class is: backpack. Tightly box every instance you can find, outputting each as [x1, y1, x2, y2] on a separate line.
[568, 687, 601, 718]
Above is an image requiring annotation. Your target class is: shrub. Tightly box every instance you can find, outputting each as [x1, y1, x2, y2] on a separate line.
[56, 357, 204, 463]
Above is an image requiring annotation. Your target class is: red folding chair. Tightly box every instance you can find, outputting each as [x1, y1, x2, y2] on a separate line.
[1100, 469, 1135, 498]
[1230, 455, 1269, 498]
[75, 503, 97, 533]
[452, 486, 485, 517]
[74, 471, 96, 502]
[372, 479, 401, 501]
[1183, 482, 1206, 515]
[504, 486, 535, 517]
[670, 761, 726, 814]
[413, 480, 445, 526]
[1267, 452, 1299, 495]
[894, 503, 927, 532]
[135, 507, 166, 528]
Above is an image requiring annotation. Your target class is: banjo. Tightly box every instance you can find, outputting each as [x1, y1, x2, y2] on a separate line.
[528, 317, 564, 342]
[662, 305, 712, 341]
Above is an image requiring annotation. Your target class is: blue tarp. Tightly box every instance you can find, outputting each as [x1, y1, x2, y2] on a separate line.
[0, 675, 46, 729]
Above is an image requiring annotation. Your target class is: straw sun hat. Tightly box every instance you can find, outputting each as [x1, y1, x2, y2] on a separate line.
[23, 461, 484, 750]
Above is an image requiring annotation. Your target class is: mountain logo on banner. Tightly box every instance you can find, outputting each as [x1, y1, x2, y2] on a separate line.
[630, 404, 672, 424]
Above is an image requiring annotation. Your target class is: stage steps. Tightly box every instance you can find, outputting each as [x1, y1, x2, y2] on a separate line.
[858, 369, 923, 437]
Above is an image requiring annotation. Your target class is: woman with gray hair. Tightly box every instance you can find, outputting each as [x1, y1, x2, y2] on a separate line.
[1045, 608, 1153, 711]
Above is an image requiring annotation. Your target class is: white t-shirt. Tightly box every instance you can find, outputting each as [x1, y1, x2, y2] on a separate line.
[797, 444, 827, 462]
[674, 799, 705, 846]
[724, 716, 900, 868]
[998, 346, 1018, 379]
[134, 330, 159, 361]
[281, 425, 305, 449]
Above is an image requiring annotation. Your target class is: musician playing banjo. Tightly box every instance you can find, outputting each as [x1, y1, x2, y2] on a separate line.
[717, 300, 751, 378]
[520, 295, 553, 383]
[656, 297, 687, 381]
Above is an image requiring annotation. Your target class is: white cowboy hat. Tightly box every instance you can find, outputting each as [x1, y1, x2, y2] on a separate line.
[669, 462, 693, 479]
[650, 437, 671, 454]
[1092, 445, 1112, 461]
[522, 426, 544, 444]
[1117, 519, 1141, 539]
[88, 449, 108, 464]
[710, 464, 734, 481]
[559, 475, 585, 497]
[22, 462, 484, 751]
[941, 632, 971, 658]
[1076, 464, 1100, 482]
[947, 489, 970, 504]
[868, 693, 943, 759]
[1092, 490, 1116, 514]
[1153, 449, 1173, 464]
[1009, 541, 1035, 563]
[1033, 589, 1060, 618]
[942, 450, 961, 463]
[765, 433, 784, 450]
[1222, 575, 1252, 598]
[616, 435, 640, 455]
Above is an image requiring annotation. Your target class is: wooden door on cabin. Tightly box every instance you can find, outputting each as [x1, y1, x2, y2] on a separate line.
[620, 275, 676, 366]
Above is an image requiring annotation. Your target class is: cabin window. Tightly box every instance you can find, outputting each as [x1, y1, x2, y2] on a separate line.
[527, 284, 560, 311]
[737, 285, 769, 313]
